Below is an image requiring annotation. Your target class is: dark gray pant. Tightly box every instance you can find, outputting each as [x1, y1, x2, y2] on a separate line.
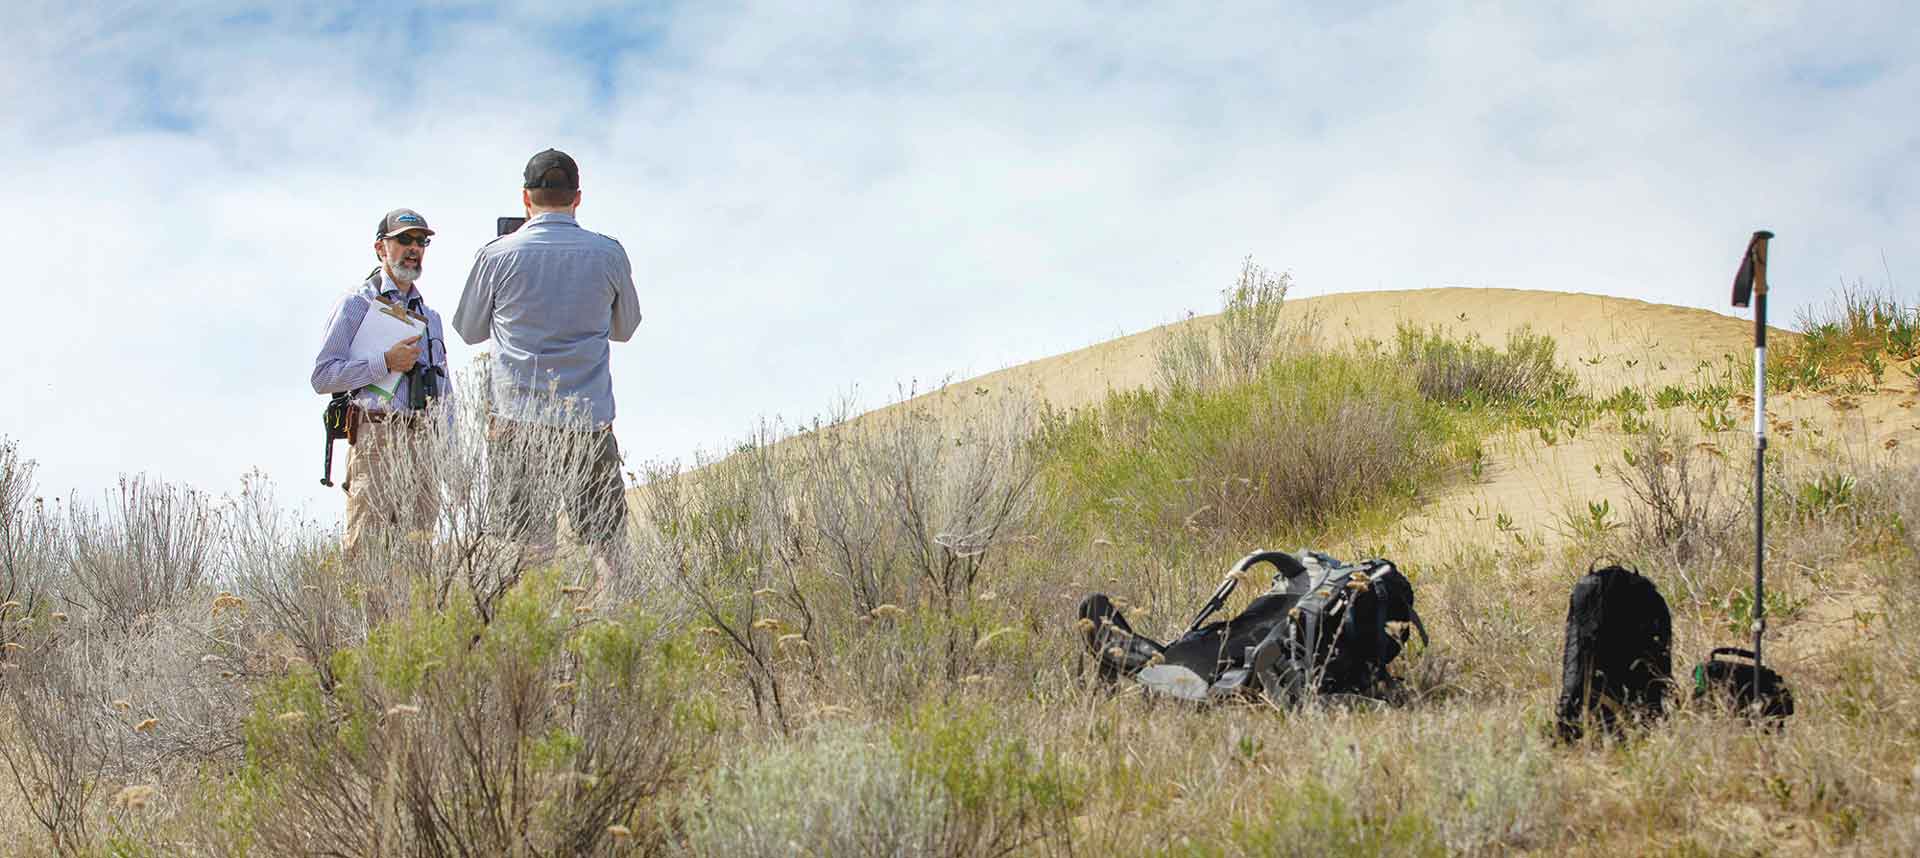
[487, 419, 626, 548]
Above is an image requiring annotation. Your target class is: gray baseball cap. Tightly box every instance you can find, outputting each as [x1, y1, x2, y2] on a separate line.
[376, 208, 435, 239]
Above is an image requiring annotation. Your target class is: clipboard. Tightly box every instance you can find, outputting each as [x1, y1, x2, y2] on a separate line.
[349, 296, 427, 400]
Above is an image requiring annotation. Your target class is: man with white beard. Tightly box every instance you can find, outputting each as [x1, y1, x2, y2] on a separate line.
[310, 208, 452, 556]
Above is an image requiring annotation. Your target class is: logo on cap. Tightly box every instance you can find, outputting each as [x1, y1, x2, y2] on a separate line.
[396, 213, 423, 224]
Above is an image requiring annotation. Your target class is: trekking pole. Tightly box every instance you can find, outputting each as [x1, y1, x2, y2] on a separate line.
[1730, 230, 1773, 689]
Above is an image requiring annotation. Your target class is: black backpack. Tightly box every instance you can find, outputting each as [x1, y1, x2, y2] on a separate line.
[1078, 550, 1425, 704]
[1555, 562, 1672, 741]
[1692, 647, 1794, 726]
[1242, 552, 1427, 704]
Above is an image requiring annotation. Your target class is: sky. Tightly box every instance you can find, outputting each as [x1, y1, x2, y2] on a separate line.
[2, 1, 1915, 522]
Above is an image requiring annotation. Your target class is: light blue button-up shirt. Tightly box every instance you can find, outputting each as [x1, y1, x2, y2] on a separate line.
[452, 213, 642, 427]
[310, 269, 452, 413]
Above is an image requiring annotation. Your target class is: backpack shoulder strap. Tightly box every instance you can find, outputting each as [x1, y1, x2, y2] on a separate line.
[1404, 603, 1430, 648]
[1186, 550, 1307, 635]
[1185, 575, 1240, 636]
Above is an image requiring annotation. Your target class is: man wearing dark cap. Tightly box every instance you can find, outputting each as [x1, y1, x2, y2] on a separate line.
[312, 208, 453, 556]
[453, 150, 641, 581]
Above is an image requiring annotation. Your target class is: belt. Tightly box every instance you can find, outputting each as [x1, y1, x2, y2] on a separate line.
[347, 407, 424, 445]
[357, 410, 421, 425]
[488, 415, 615, 435]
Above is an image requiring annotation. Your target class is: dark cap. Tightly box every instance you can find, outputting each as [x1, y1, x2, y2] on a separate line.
[376, 208, 435, 239]
[523, 148, 580, 190]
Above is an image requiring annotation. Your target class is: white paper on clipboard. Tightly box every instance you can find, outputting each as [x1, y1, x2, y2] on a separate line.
[348, 297, 427, 400]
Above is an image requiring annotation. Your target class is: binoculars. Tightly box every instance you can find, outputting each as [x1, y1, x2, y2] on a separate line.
[406, 363, 446, 411]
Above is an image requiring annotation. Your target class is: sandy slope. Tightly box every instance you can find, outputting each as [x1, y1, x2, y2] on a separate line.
[836, 286, 1915, 662]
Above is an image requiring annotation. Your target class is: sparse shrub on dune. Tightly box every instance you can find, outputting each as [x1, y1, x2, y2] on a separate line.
[1393, 324, 1574, 406]
[0, 439, 62, 644]
[637, 393, 1042, 728]
[1592, 410, 1905, 634]
[638, 426, 804, 732]
[1052, 299, 1582, 545]
[227, 474, 361, 693]
[0, 618, 119, 853]
[1612, 417, 1743, 572]
[1157, 257, 1314, 393]
[66, 475, 218, 629]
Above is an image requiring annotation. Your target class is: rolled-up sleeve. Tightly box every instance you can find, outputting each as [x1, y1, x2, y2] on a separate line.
[609, 246, 641, 342]
[311, 294, 380, 394]
[453, 250, 495, 345]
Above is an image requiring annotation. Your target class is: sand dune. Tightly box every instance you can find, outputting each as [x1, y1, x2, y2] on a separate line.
[823, 286, 1910, 662]
[883, 288, 1786, 420]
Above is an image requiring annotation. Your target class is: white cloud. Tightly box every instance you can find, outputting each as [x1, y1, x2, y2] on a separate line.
[1, 1, 1914, 520]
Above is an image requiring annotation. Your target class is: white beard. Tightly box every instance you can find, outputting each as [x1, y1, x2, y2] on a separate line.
[388, 259, 423, 282]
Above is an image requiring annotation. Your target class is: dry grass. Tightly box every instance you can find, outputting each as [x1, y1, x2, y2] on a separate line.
[3, 280, 1919, 856]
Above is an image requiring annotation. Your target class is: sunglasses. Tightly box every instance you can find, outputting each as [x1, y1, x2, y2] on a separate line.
[387, 233, 431, 247]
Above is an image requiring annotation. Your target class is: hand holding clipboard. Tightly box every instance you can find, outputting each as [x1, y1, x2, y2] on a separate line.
[348, 297, 428, 401]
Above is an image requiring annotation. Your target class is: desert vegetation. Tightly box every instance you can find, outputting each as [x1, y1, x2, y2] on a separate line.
[3, 272, 1919, 855]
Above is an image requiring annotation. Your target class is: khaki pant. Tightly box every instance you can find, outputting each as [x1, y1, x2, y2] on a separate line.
[341, 419, 438, 558]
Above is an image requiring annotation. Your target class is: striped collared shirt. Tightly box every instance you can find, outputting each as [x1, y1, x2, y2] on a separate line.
[310, 268, 452, 413]
[452, 212, 642, 427]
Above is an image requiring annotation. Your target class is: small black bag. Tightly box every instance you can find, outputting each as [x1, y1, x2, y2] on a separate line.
[1555, 562, 1672, 742]
[1692, 647, 1794, 726]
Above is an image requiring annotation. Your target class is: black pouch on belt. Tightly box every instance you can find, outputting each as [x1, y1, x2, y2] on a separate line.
[321, 393, 351, 486]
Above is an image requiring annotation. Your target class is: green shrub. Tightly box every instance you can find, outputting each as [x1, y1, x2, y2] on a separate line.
[1598, 386, 1647, 415]
[223, 571, 710, 856]
[895, 702, 1083, 855]
[682, 707, 1079, 858]
[680, 727, 949, 857]
[1231, 779, 1441, 857]
[1041, 351, 1462, 539]
[1392, 324, 1574, 406]
[1653, 384, 1689, 409]
[1776, 282, 1918, 390]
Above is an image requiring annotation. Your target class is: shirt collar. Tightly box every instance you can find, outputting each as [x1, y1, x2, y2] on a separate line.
[375, 267, 418, 304]
[527, 212, 578, 228]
